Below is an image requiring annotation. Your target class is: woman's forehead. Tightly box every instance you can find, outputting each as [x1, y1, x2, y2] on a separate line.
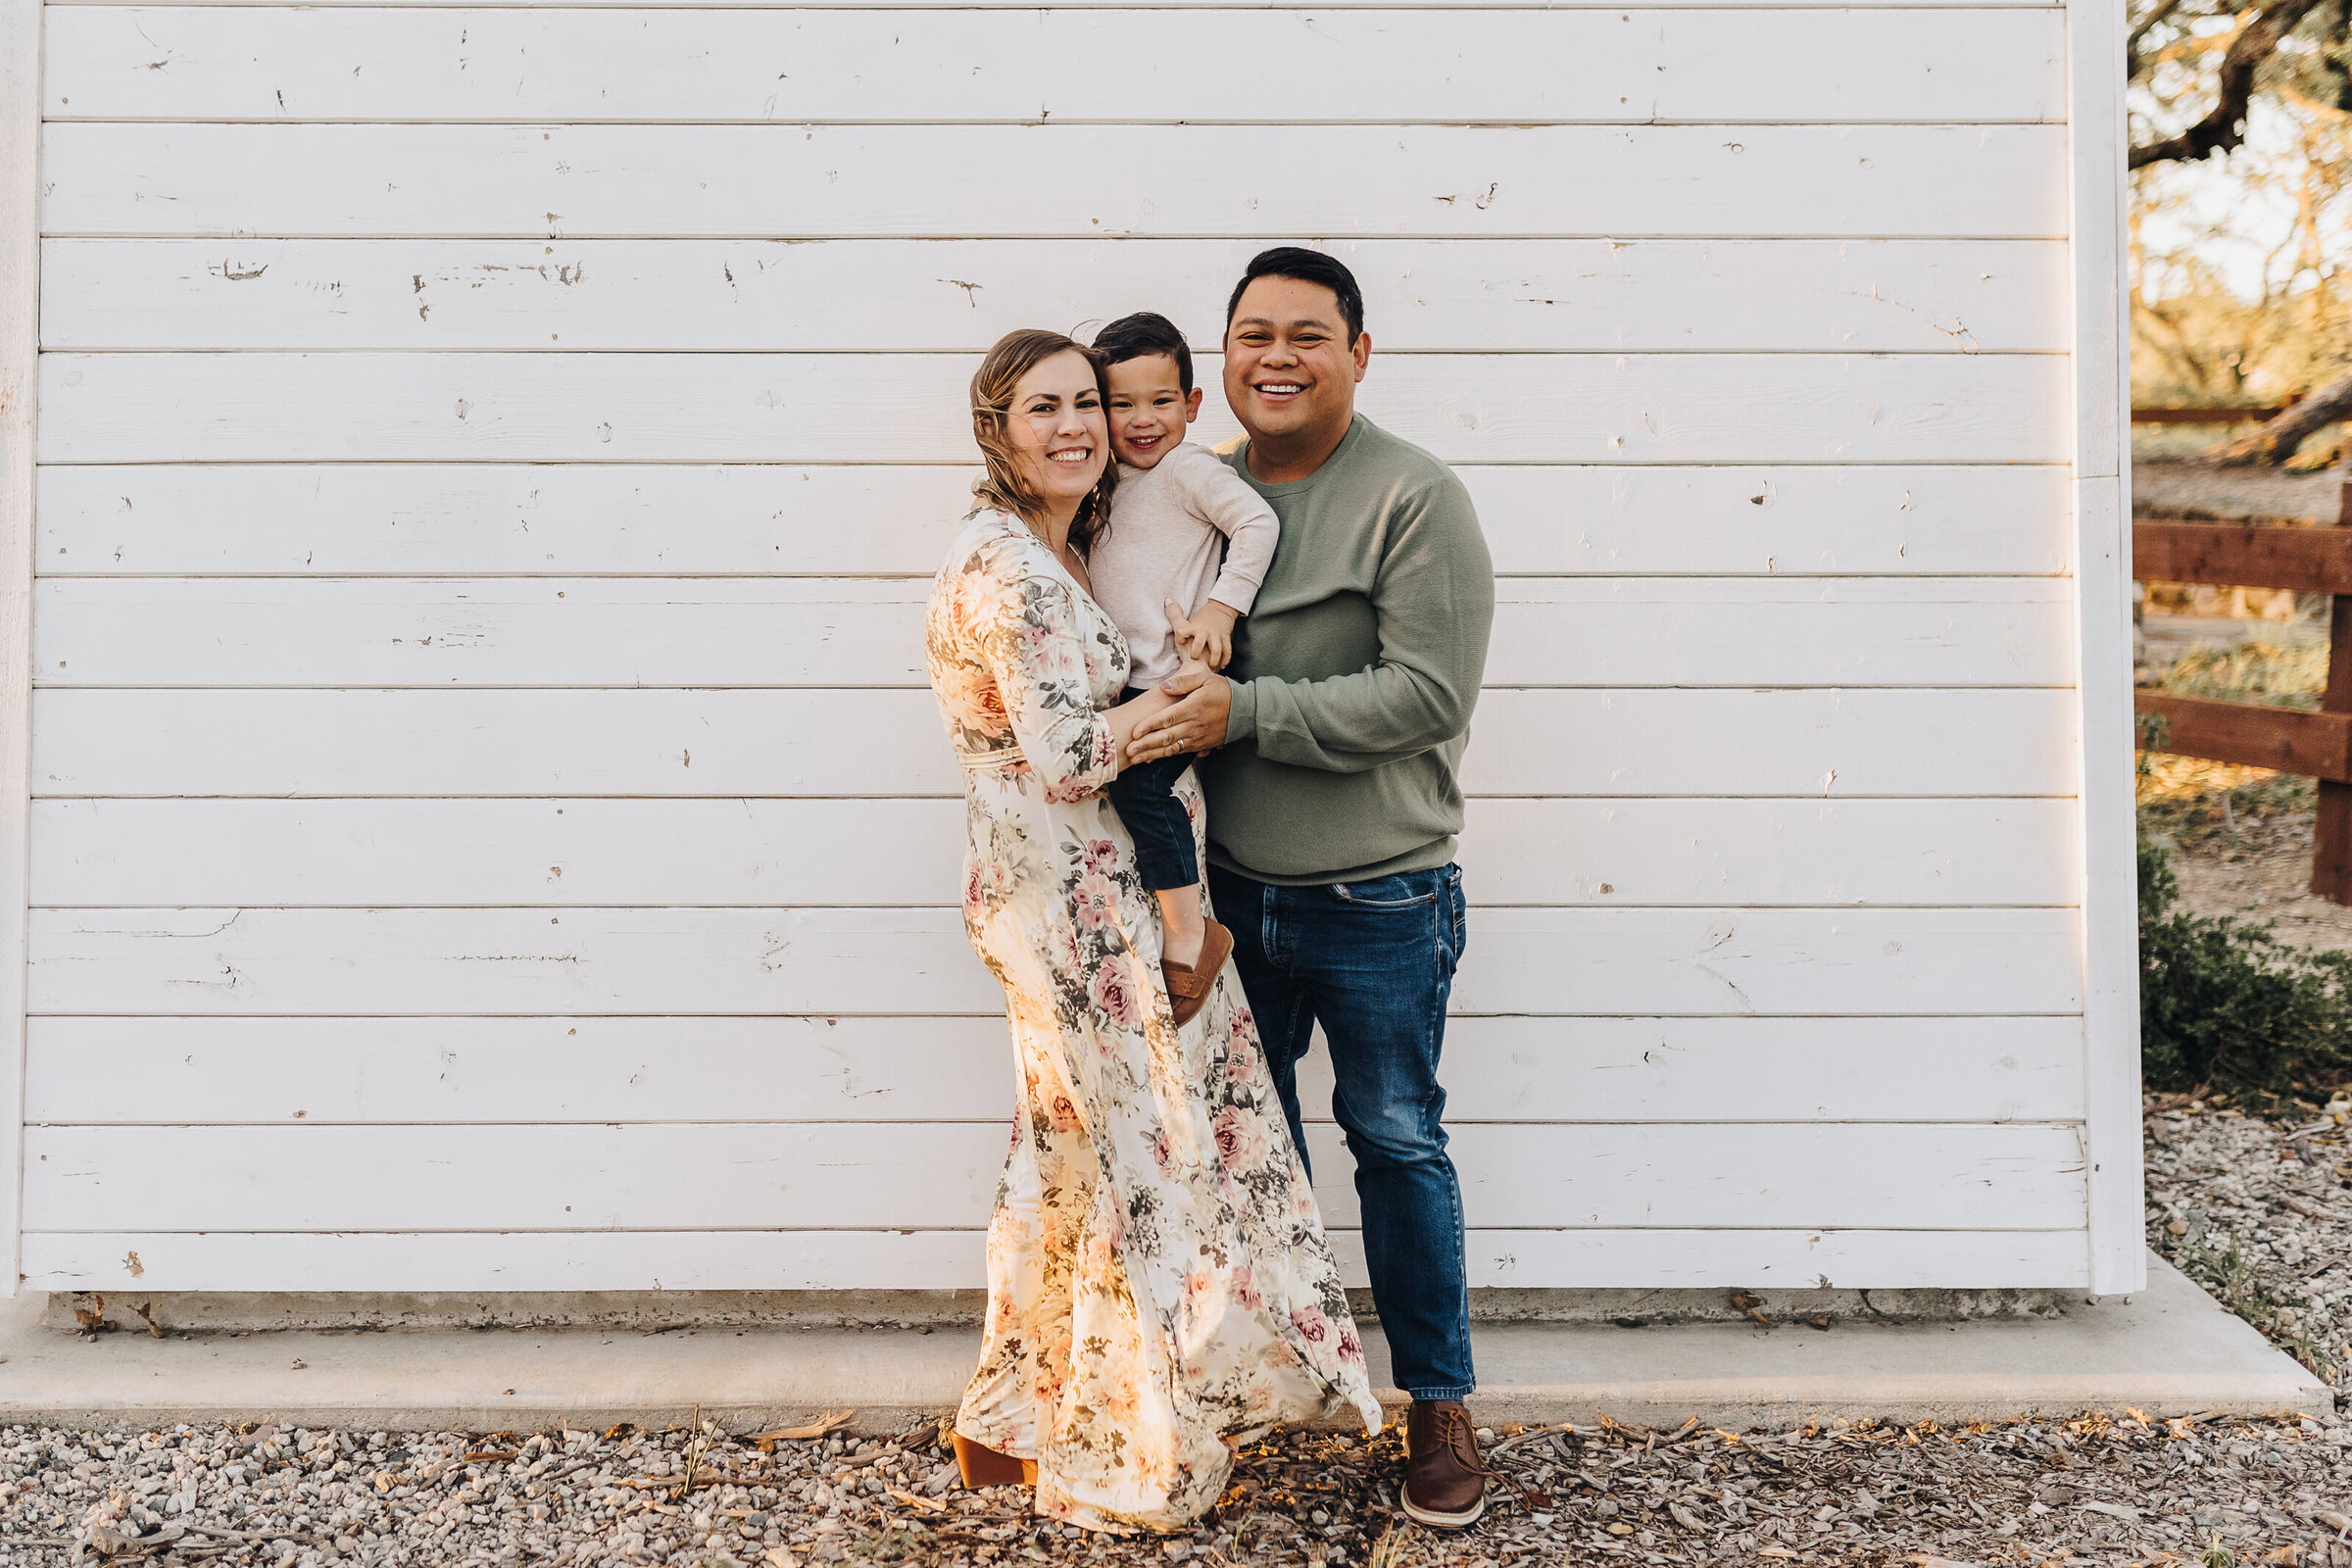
[1013, 351, 1098, 400]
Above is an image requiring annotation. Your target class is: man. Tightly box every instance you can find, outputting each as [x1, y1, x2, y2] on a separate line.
[1125, 248, 1497, 1528]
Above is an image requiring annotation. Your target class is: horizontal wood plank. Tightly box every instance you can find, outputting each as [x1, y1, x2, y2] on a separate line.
[31, 688, 965, 797]
[24, 906, 2086, 1015]
[44, 9, 2066, 125]
[30, 687, 2082, 797]
[23, 1013, 2087, 1125]
[35, 351, 2071, 466]
[1461, 797, 2076, 905]
[39, 237, 2073, 355]
[16, 1227, 2093, 1297]
[34, 463, 2078, 578]
[2134, 692, 2352, 784]
[2133, 520, 2352, 595]
[39, 123, 2071, 239]
[31, 577, 2076, 689]
[20, 1120, 2087, 1231]
[29, 796, 2081, 906]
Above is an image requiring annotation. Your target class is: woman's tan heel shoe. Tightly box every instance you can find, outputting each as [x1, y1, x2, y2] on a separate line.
[1163, 919, 1234, 1028]
[953, 1432, 1037, 1488]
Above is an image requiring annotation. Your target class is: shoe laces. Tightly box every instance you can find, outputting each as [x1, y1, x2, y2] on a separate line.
[1432, 1405, 1491, 1476]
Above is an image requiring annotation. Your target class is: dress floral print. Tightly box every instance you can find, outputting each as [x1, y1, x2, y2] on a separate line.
[926, 509, 1381, 1533]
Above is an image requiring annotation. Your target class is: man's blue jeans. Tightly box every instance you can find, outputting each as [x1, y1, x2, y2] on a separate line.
[1206, 860, 1476, 1402]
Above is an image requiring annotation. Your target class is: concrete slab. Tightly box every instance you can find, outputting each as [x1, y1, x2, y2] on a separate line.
[0, 1254, 2327, 1434]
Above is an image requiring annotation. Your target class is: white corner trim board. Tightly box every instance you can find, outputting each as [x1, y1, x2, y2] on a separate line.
[2065, 0, 2144, 1297]
[0, 0, 42, 1298]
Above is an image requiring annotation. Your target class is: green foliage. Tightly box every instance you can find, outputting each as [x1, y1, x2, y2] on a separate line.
[2139, 835, 2352, 1101]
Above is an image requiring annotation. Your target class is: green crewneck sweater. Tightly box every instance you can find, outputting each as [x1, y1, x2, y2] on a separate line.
[1204, 415, 1495, 885]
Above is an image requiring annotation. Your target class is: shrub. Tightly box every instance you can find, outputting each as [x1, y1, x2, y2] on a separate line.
[2139, 834, 2352, 1102]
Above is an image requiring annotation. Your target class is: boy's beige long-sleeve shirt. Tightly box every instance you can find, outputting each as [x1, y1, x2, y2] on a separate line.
[1090, 442, 1281, 686]
[1203, 415, 1496, 886]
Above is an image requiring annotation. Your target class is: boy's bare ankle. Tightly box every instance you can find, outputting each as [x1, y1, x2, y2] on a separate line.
[1166, 925, 1207, 968]
[1155, 889, 1206, 968]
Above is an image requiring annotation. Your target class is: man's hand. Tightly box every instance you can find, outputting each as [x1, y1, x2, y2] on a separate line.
[1168, 598, 1239, 671]
[1128, 664, 1232, 763]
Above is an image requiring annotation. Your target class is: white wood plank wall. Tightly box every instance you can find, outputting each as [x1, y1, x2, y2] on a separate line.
[23, 0, 2105, 1295]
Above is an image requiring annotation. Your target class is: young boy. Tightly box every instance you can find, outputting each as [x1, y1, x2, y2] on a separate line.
[1090, 312, 1280, 1027]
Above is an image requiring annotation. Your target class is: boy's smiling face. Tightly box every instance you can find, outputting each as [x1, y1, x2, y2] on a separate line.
[1104, 353, 1204, 469]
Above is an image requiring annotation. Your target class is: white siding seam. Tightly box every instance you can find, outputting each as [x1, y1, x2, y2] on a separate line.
[34, 574, 2082, 580]
[24, 347, 2082, 356]
[27, 904, 2088, 910]
[17, 1227, 2097, 1235]
[21, 1013, 2098, 1023]
[44, 121, 2072, 128]
[34, 2, 2075, 9]
[32, 233, 2083, 244]
[28, 460, 2083, 467]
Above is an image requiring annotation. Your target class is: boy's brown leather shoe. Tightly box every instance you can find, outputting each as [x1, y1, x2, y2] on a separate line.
[1162, 919, 1234, 1028]
[1401, 1399, 1488, 1528]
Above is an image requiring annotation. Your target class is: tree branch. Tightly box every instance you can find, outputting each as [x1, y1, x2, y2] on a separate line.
[2131, 0, 2330, 168]
[2130, 0, 2190, 81]
[2213, 366, 2352, 464]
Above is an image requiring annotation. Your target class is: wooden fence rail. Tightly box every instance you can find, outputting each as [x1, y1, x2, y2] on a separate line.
[2131, 406, 2285, 424]
[2134, 482, 2352, 903]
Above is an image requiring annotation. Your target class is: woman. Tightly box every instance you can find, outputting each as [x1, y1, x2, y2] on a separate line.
[926, 329, 1381, 1533]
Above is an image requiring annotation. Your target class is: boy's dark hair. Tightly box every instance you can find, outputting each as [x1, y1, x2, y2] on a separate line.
[1224, 247, 1365, 345]
[1092, 313, 1194, 394]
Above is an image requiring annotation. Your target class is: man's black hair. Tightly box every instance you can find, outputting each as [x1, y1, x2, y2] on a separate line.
[1223, 247, 1365, 345]
[1092, 313, 1194, 395]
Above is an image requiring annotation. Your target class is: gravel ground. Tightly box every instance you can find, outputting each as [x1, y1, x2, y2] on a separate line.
[7, 1399, 2352, 1568]
[7, 1099, 2352, 1568]
[2146, 1095, 2352, 1399]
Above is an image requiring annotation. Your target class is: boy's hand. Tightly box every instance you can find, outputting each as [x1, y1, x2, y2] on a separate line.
[1168, 598, 1239, 670]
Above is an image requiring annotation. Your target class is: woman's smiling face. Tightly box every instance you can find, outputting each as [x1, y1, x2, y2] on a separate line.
[1004, 349, 1108, 516]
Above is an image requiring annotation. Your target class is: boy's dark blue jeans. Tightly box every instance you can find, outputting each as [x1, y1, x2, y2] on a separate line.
[1106, 754, 1200, 890]
[1205, 859, 1476, 1402]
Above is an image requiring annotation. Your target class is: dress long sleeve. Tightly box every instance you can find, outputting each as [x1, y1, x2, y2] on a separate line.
[936, 526, 1120, 803]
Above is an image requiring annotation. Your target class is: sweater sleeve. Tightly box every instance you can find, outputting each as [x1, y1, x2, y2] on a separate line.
[1173, 445, 1281, 616]
[1225, 473, 1494, 773]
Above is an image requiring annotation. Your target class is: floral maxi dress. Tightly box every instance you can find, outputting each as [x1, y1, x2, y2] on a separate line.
[926, 509, 1382, 1533]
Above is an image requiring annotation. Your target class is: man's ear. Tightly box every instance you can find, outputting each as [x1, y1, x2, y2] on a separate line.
[1183, 386, 1205, 424]
[1351, 332, 1372, 382]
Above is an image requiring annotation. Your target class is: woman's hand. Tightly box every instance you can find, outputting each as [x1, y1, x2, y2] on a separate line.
[1105, 683, 1181, 772]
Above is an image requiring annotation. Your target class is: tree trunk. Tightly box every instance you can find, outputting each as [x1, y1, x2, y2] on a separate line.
[2130, 0, 2330, 168]
[2213, 369, 2352, 466]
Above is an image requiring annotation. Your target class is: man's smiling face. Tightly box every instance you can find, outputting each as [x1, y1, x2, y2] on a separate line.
[1222, 274, 1370, 446]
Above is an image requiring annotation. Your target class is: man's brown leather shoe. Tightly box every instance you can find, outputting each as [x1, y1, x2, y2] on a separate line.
[1401, 1399, 1488, 1528]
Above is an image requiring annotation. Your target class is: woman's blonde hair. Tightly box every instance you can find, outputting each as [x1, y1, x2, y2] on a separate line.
[969, 328, 1117, 549]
